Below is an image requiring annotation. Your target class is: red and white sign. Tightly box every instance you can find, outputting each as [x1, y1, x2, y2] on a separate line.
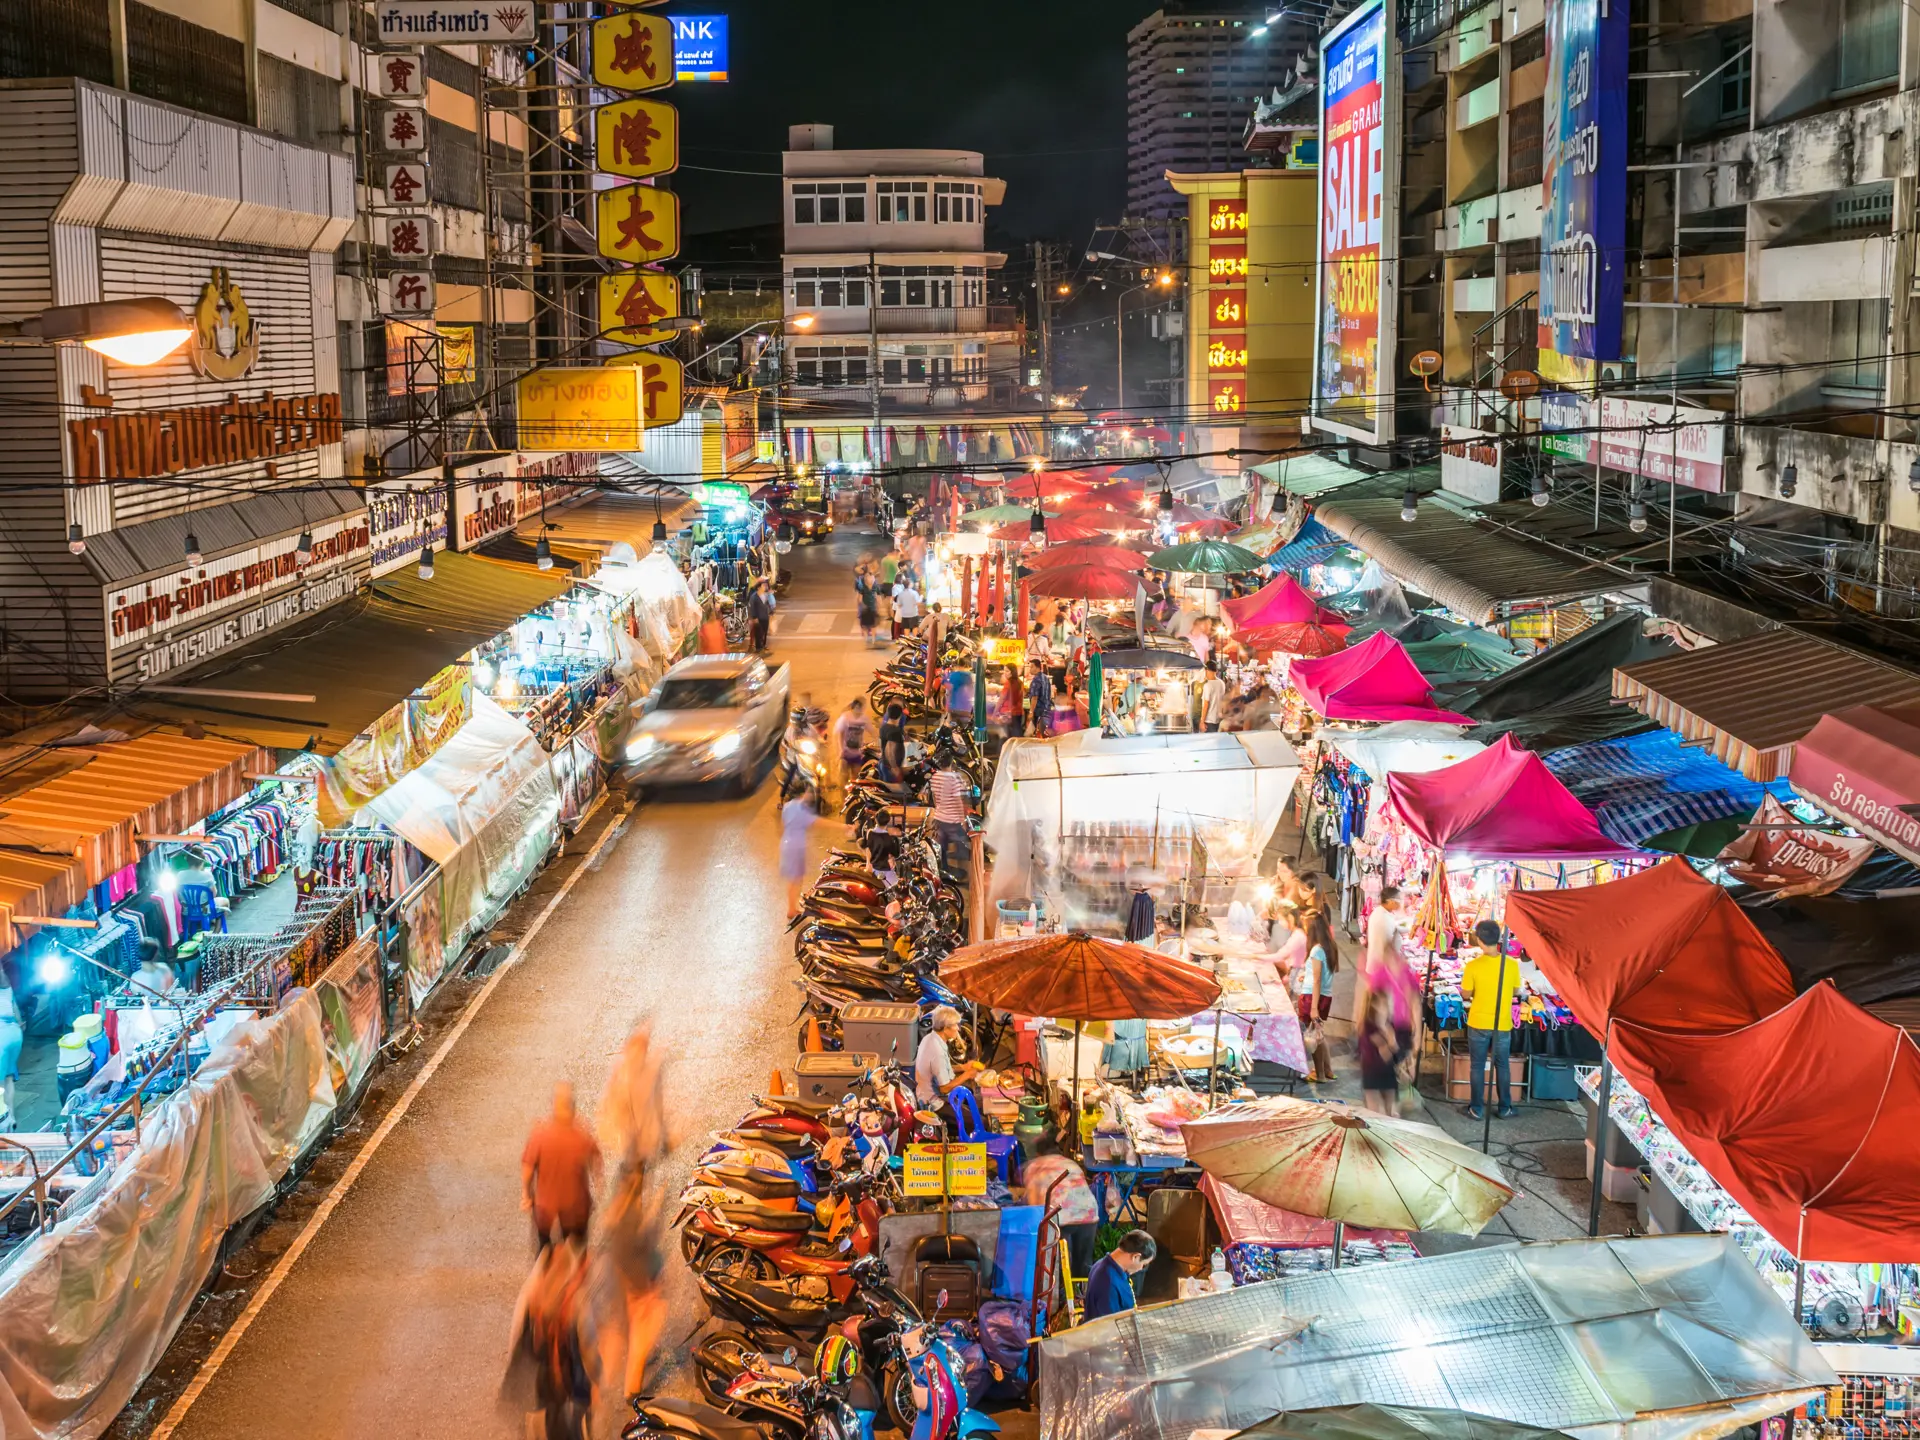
[452, 453, 600, 549]
[1598, 396, 1727, 494]
[381, 214, 436, 259]
[107, 513, 371, 654]
[1791, 705, 1920, 867]
[1717, 795, 1873, 897]
[375, 51, 426, 97]
[384, 163, 428, 208]
[1441, 424, 1502, 503]
[379, 105, 428, 152]
[382, 271, 436, 318]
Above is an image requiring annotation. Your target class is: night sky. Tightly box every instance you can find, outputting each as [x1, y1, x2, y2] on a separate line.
[667, 0, 1164, 246]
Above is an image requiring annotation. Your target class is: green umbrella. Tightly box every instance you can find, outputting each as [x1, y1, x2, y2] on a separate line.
[1088, 650, 1104, 729]
[1230, 1406, 1583, 1440]
[1403, 633, 1524, 681]
[1147, 540, 1267, 573]
[964, 503, 1056, 527]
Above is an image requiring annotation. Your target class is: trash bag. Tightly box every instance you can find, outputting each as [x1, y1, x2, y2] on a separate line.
[976, 1300, 1032, 1399]
[937, 1323, 993, 1406]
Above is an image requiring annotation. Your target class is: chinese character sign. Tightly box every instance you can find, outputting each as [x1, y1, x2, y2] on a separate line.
[596, 184, 682, 263]
[592, 12, 673, 92]
[594, 98, 680, 179]
[1315, 0, 1395, 443]
[598, 271, 681, 344]
[379, 104, 427, 152]
[385, 163, 427, 206]
[1539, 0, 1627, 361]
[383, 271, 436, 318]
[376, 51, 425, 97]
[382, 215, 434, 258]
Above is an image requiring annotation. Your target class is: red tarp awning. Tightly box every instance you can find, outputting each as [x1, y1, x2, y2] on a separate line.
[1291, 631, 1474, 724]
[1386, 733, 1641, 860]
[1788, 700, 1920, 867]
[1223, 573, 1343, 630]
[1504, 858, 1798, 1036]
[1612, 982, 1920, 1261]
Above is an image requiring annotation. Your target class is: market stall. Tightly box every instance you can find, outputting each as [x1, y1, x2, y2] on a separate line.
[1290, 632, 1474, 728]
[982, 729, 1302, 932]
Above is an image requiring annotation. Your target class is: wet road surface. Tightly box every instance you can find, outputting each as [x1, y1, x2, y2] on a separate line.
[123, 528, 890, 1440]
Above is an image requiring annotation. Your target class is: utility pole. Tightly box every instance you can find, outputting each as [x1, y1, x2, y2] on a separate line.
[1034, 240, 1056, 401]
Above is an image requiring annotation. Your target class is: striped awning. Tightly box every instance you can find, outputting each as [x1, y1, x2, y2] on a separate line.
[1613, 630, 1920, 783]
[0, 731, 267, 948]
[1544, 729, 1791, 847]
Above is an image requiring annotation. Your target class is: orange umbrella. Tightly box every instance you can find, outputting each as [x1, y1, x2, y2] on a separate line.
[989, 517, 1107, 544]
[942, 930, 1223, 1019]
[1180, 516, 1236, 537]
[1070, 511, 1150, 536]
[1040, 541, 1150, 570]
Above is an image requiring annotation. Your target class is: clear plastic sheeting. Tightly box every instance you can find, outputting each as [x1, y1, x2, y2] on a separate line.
[984, 730, 1302, 911]
[361, 694, 553, 864]
[0, 994, 335, 1440]
[1038, 1235, 1834, 1440]
[1323, 723, 1486, 784]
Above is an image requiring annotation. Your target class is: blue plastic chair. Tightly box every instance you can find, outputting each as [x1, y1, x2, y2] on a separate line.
[948, 1087, 1020, 1185]
[178, 884, 225, 937]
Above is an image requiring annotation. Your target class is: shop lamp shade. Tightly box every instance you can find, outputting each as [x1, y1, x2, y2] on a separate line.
[295, 529, 313, 565]
[651, 518, 669, 549]
[184, 531, 203, 567]
[2, 297, 193, 366]
[1181, 1095, 1515, 1235]
[417, 545, 435, 579]
[66, 523, 85, 556]
[941, 930, 1222, 1021]
[1029, 508, 1047, 541]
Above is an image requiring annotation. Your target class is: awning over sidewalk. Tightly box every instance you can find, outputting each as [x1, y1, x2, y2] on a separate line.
[140, 554, 574, 754]
[1789, 701, 1920, 865]
[0, 731, 267, 946]
[1613, 630, 1920, 782]
[1315, 496, 1626, 624]
[1250, 449, 1371, 497]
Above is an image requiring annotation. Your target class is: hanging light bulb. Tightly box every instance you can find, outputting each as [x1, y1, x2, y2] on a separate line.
[1029, 507, 1047, 542]
[535, 534, 554, 570]
[417, 544, 435, 579]
[1780, 462, 1798, 499]
[1628, 499, 1648, 533]
[651, 517, 669, 550]
[1158, 484, 1174, 514]
[66, 523, 85, 556]
[184, 531, 203, 566]
[295, 529, 313, 566]
[1530, 473, 1550, 507]
[1400, 488, 1418, 523]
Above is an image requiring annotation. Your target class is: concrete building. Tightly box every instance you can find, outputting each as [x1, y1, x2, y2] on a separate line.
[1128, 4, 1312, 223]
[779, 124, 1032, 469]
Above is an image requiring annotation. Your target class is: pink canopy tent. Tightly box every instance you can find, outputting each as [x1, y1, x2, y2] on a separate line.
[1224, 573, 1344, 631]
[1291, 631, 1473, 725]
[1386, 733, 1642, 860]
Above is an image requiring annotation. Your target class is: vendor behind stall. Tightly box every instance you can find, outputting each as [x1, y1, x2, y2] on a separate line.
[1083, 1231, 1156, 1322]
[914, 1005, 982, 1122]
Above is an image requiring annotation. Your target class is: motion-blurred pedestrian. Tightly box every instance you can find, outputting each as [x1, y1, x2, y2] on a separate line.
[597, 1024, 675, 1399]
[522, 1082, 602, 1253]
[781, 779, 819, 919]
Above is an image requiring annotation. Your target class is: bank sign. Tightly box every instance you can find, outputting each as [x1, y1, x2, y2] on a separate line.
[673, 16, 728, 82]
[1313, 0, 1394, 445]
[1539, 0, 1628, 361]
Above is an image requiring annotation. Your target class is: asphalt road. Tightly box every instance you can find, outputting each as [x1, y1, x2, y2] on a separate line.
[126, 526, 891, 1440]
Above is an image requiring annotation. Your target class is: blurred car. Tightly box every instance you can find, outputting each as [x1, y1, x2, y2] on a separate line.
[763, 496, 834, 543]
[616, 654, 791, 795]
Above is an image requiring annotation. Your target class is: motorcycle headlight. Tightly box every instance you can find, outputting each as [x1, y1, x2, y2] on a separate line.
[626, 734, 656, 761]
[708, 730, 743, 760]
[799, 738, 819, 757]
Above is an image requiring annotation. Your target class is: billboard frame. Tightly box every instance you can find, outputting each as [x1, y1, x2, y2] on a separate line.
[1310, 0, 1398, 448]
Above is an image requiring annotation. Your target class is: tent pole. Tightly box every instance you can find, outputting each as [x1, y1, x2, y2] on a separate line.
[1793, 1260, 1806, 1322]
[1070, 1019, 1082, 1158]
[1331, 1219, 1345, 1269]
[1587, 1044, 1614, 1237]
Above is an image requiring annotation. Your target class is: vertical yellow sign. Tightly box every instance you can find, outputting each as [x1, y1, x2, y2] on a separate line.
[598, 271, 681, 344]
[593, 12, 674, 92]
[594, 98, 679, 178]
[596, 185, 682, 264]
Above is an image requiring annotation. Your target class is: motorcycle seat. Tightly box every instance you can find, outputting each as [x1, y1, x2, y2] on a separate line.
[694, 1166, 800, 1200]
[639, 1397, 766, 1440]
[756, 1095, 838, 1115]
[711, 1204, 813, 1232]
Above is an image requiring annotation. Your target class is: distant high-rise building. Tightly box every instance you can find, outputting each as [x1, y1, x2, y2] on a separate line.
[1127, 4, 1309, 223]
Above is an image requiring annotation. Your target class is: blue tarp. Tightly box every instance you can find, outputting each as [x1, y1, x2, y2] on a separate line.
[1543, 729, 1793, 847]
[1266, 517, 1347, 573]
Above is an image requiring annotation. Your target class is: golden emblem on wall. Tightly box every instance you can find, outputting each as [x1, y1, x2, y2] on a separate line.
[187, 267, 261, 380]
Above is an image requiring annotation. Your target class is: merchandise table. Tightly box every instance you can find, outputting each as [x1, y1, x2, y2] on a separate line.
[1083, 1160, 1199, 1225]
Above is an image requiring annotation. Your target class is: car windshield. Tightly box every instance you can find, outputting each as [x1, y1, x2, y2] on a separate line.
[655, 677, 743, 709]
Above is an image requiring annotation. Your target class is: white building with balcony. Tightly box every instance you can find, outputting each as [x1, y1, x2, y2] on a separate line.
[778, 125, 1028, 470]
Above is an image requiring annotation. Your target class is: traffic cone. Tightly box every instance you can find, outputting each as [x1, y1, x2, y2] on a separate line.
[768, 1066, 788, 1095]
[804, 1017, 826, 1052]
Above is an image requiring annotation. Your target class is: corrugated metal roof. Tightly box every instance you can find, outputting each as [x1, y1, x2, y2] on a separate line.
[84, 487, 364, 584]
[1613, 630, 1920, 782]
[529, 492, 688, 553]
[1316, 494, 1626, 624]
[136, 553, 574, 754]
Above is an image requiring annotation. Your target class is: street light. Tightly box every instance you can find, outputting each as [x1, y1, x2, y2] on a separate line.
[0, 298, 193, 366]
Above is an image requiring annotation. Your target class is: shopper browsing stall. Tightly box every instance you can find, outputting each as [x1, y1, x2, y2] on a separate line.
[1082, 1231, 1156, 1322]
[1460, 919, 1523, 1121]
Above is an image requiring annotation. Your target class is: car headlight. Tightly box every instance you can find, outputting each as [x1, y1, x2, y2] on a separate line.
[625, 734, 656, 761]
[708, 730, 742, 760]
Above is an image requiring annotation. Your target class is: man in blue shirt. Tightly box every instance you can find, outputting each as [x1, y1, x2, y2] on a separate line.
[1082, 1230, 1156, 1322]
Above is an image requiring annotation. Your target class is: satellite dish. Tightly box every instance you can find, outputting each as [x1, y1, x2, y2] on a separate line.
[1408, 350, 1442, 377]
[1500, 369, 1542, 402]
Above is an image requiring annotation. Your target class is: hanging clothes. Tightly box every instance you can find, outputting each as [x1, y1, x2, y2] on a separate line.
[1125, 888, 1155, 944]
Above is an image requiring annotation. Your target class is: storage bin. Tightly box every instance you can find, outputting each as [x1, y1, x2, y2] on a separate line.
[794, 1051, 877, 1102]
[1442, 1038, 1528, 1102]
[1530, 1055, 1580, 1101]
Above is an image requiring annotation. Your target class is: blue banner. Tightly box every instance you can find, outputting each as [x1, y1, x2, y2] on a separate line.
[1539, 0, 1627, 361]
[673, 15, 728, 82]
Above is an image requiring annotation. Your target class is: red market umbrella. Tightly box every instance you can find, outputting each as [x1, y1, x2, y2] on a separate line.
[989, 516, 1107, 544]
[1040, 541, 1150, 570]
[1239, 621, 1351, 658]
[1022, 563, 1142, 601]
[1071, 511, 1151, 536]
[1061, 496, 1149, 518]
[943, 930, 1223, 1019]
[1180, 515, 1236, 537]
[1085, 479, 1151, 504]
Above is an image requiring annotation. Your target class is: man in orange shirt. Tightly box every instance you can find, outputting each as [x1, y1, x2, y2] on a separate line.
[522, 1081, 603, 1252]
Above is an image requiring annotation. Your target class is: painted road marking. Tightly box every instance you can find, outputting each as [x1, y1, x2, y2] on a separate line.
[797, 612, 838, 634]
[149, 799, 629, 1439]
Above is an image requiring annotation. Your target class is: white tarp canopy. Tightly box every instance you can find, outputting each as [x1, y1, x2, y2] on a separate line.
[1324, 722, 1485, 782]
[984, 730, 1302, 914]
[361, 694, 554, 864]
[1038, 1234, 1834, 1440]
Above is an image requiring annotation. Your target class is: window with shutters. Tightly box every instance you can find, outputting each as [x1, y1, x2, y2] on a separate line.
[430, 116, 483, 211]
[127, 2, 247, 124]
[1, 0, 114, 84]
[257, 53, 342, 150]
[1838, 0, 1898, 93]
[1507, 98, 1543, 189]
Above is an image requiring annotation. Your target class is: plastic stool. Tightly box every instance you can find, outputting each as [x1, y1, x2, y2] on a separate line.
[178, 884, 226, 937]
[948, 1087, 1020, 1184]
